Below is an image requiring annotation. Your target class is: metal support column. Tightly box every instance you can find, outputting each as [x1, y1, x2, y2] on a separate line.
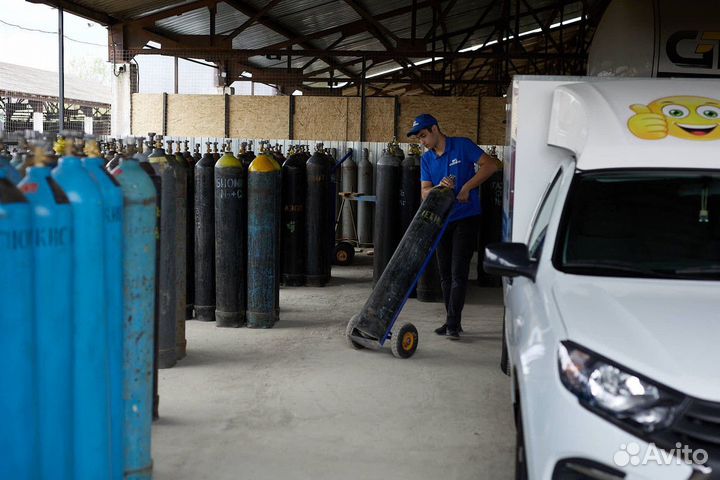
[58, 6, 65, 131]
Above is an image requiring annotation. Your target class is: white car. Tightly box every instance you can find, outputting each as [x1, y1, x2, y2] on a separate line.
[484, 78, 720, 480]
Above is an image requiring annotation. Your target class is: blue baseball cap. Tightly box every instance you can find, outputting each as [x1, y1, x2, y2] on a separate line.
[406, 113, 438, 137]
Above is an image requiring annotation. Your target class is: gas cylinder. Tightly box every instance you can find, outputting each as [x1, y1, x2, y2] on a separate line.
[175, 141, 194, 320]
[214, 142, 245, 327]
[110, 143, 156, 480]
[238, 142, 255, 310]
[416, 252, 444, 302]
[269, 144, 284, 314]
[83, 138, 125, 480]
[192, 143, 201, 164]
[148, 137, 177, 369]
[305, 145, 330, 286]
[17, 138, 72, 480]
[357, 148, 373, 246]
[212, 141, 220, 161]
[247, 146, 281, 328]
[340, 148, 358, 241]
[0, 134, 21, 184]
[106, 139, 123, 171]
[137, 134, 156, 178]
[325, 147, 336, 276]
[52, 135, 111, 480]
[167, 140, 188, 360]
[194, 142, 216, 322]
[281, 147, 306, 286]
[138, 137, 159, 420]
[373, 142, 402, 285]
[0, 167, 37, 480]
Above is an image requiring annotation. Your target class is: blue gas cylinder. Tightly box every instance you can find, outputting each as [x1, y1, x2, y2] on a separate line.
[247, 149, 281, 328]
[83, 140, 125, 480]
[0, 168, 37, 480]
[18, 143, 73, 480]
[110, 152, 156, 480]
[52, 140, 112, 480]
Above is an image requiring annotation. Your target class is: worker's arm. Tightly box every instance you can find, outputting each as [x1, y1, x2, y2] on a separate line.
[457, 153, 499, 203]
[421, 180, 434, 200]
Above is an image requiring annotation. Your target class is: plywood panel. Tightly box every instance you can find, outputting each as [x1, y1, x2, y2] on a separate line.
[131, 93, 163, 136]
[167, 95, 224, 137]
[399, 96, 477, 142]
[365, 97, 395, 142]
[294, 97, 350, 141]
[229, 96, 289, 139]
[479, 97, 507, 146]
[346, 97, 361, 141]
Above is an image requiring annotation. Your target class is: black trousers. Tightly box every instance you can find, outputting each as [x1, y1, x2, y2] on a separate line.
[436, 215, 480, 332]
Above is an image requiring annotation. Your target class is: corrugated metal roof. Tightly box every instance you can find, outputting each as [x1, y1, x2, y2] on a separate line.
[233, 23, 289, 50]
[155, 6, 211, 35]
[0, 62, 111, 105]
[278, 2, 360, 35]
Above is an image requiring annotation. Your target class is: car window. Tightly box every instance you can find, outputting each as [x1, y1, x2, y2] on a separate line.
[528, 169, 564, 260]
[556, 170, 720, 280]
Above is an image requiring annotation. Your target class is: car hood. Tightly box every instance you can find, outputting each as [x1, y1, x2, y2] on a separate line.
[552, 273, 720, 401]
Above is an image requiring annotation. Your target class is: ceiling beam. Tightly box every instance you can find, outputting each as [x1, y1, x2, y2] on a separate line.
[263, 0, 438, 50]
[223, 0, 357, 79]
[224, 0, 283, 38]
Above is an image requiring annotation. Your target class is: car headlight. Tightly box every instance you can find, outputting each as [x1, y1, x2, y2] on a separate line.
[558, 341, 684, 432]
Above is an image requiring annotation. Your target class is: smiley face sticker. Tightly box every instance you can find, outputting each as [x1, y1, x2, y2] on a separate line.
[628, 96, 720, 141]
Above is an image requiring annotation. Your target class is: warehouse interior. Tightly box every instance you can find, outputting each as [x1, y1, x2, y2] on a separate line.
[4, 0, 661, 479]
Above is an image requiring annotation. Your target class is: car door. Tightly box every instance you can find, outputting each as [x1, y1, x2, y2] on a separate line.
[505, 166, 566, 360]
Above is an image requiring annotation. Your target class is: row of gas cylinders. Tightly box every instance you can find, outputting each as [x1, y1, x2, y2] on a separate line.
[0, 135, 156, 480]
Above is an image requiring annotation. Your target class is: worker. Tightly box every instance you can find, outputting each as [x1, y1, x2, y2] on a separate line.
[408, 114, 499, 340]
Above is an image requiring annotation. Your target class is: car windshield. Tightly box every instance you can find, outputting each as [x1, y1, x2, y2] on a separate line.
[555, 170, 720, 280]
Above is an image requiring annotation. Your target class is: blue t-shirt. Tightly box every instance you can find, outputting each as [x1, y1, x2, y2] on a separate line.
[420, 136, 484, 222]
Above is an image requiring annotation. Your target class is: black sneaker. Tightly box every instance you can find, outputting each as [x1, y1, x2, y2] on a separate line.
[434, 324, 447, 336]
[447, 330, 460, 340]
[458, 324, 464, 333]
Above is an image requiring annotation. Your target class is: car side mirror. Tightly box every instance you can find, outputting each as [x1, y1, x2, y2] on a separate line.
[483, 242, 538, 281]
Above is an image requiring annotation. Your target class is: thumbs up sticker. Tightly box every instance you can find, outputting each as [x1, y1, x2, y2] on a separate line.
[628, 96, 720, 141]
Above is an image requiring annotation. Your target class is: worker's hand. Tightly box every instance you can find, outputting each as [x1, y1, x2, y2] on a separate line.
[457, 184, 471, 203]
[628, 104, 668, 140]
[440, 176, 456, 189]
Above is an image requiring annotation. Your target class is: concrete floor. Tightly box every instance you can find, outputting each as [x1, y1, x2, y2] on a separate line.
[152, 252, 515, 480]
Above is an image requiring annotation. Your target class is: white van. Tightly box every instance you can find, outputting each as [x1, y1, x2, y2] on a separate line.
[484, 77, 720, 480]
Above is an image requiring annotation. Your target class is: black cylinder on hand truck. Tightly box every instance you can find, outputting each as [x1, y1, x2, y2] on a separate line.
[194, 142, 216, 322]
[148, 137, 177, 370]
[305, 145, 330, 287]
[281, 147, 306, 286]
[373, 144, 402, 285]
[214, 142, 245, 328]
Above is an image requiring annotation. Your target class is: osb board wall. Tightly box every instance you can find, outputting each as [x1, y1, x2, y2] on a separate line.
[346, 97, 361, 141]
[229, 96, 289, 139]
[293, 97, 354, 140]
[399, 96, 477, 141]
[131, 94, 163, 136]
[479, 97, 507, 146]
[167, 95, 224, 137]
[365, 97, 395, 142]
